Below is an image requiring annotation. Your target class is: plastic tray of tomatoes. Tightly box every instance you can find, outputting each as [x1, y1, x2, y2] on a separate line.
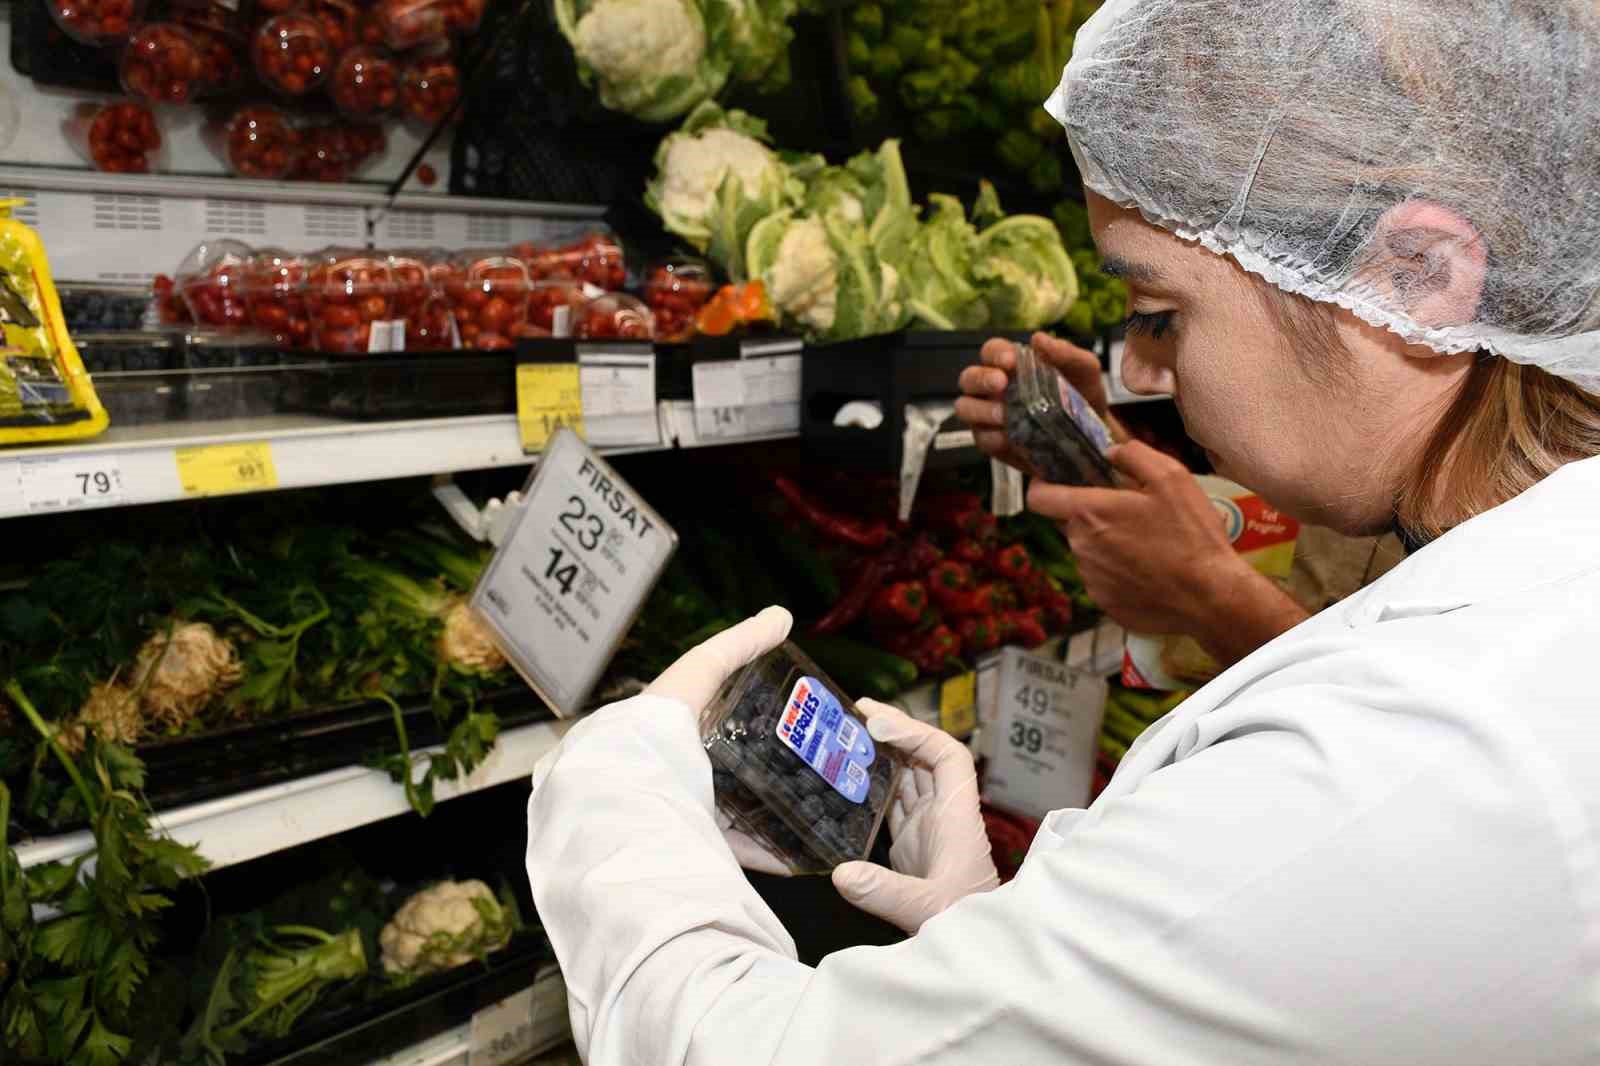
[438, 252, 530, 350]
[303, 250, 402, 354]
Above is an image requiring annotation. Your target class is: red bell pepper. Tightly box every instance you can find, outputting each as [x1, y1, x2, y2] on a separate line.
[919, 491, 983, 528]
[910, 624, 962, 674]
[773, 475, 892, 549]
[1019, 567, 1061, 607]
[1042, 596, 1074, 632]
[928, 560, 977, 614]
[951, 538, 986, 565]
[970, 582, 1017, 614]
[885, 534, 944, 580]
[956, 615, 1002, 654]
[1006, 607, 1049, 648]
[989, 543, 1033, 583]
[868, 580, 928, 626]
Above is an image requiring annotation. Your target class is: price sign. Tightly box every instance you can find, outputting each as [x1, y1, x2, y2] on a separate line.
[17, 455, 127, 512]
[579, 347, 657, 448]
[174, 441, 277, 497]
[980, 646, 1107, 820]
[692, 355, 801, 439]
[517, 362, 585, 452]
[468, 969, 569, 1066]
[939, 671, 978, 736]
[472, 428, 677, 716]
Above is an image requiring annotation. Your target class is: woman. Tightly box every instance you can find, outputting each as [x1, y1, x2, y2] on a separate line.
[527, 2, 1600, 1062]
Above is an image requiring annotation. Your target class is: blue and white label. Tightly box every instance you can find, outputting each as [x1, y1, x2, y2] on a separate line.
[776, 676, 874, 804]
[1056, 378, 1115, 454]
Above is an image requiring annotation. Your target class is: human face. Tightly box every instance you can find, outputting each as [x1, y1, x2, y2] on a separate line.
[1086, 190, 1474, 534]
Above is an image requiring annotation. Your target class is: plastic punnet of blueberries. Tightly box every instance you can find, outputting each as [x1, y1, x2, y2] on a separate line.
[702, 643, 902, 874]
[1003, 342, 1118, 488]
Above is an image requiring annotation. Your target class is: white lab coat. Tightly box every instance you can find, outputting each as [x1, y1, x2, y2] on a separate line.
[526, 454, 1600, 1066]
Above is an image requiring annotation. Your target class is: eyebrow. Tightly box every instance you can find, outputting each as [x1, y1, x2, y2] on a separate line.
[1099, 256, 1165, 283]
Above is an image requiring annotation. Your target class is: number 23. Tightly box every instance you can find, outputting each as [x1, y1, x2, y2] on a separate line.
[559, 494, 604, 551]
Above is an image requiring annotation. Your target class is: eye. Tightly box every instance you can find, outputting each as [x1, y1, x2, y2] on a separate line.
[1123, 310, 1175, 340]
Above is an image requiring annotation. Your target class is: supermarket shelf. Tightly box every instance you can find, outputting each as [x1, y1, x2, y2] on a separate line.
[14, 717, 572, 872]
[359, 967, 571, 1066]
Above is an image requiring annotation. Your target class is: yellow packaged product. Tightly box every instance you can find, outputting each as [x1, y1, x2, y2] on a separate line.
[0, 198, 108, 445]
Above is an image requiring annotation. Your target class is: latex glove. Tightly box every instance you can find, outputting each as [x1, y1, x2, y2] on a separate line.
[831, 699, 999, 933]
[644, 606, 799, 875]
[956, 331, 1123, 474]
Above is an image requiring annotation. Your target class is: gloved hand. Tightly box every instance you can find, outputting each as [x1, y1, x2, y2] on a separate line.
[644, 606, 799, 874]
[831, 699, 1000, 933]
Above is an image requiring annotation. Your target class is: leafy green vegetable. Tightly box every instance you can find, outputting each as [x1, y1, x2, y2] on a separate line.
[718, 0, 796, 87]
[905, 194, 987, 331]
[973, 183, 1080, 330]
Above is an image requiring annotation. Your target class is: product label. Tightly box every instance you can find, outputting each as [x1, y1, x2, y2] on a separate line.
[980, 647, 1107, 820]
[776, 677, 874, 803]
[1055, 376, 1115, 454]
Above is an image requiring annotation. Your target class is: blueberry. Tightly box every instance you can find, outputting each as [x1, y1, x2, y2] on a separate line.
[798, 795, 826, 824]
[712, 768, 738, 793]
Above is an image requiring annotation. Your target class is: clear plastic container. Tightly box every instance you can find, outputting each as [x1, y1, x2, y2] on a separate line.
[330, 45, 400, 118]
[304, 249, 399, 354]
[48, 0, 142, 46]
[574, 292, 654, 340]
[242, 249, 311, 349]
[184, 330, 286, 419]
[120, 22, 205, 105]
[440, 252, 530, 351]
[172, 0, 244, 94]
[254, 0, 296, 13]
[643, 257, 713, 342]
[57, 282, 151, 333]
[518, 232, 626, 289]
[69, 100, 163, 175]
[308, 0, 361, 54]
[75, 332, 184, 426]
[373, 0, 484, 50]
[399, 54, 459, 125]
[702, 643, 903, 873]
[252, 13, 333, 96]
[1003, 342, 1117, 487]
[290, 121, 384, 182]
[525, 279, 585, 337]
[387, 250, 457, 351]
[221, 105, 301, 180]
[176, 239, 253, 330]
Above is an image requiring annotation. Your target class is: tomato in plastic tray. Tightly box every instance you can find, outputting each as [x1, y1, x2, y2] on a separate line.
[222, 105, 300, 180]
[153, 274, 190, 326]
[575, 292, 654, 340]
[399, 55, 459, 125]
[176, 239, 252, 330]
[517, 232, 626, 290]
[253, 13, 332, 96]
[309, 0, 361, 54]
[524, 280, 583, 337]
[439, 253, 530, 351]
[172, 1, 244, 94]
[702, 643, 902, 873]
[330, 44, 400, 117]
[372, 0, 484, 50]
[388, 250, 456, 351]
[304, 250, 397, 354]
[121, 23, 204, 105]
[290, 121, 384, 182]
[48, 0, 142, 46]
[242, 249, 312, 349]
[644, 258, 713, 343]
[78, 100, 162, 174]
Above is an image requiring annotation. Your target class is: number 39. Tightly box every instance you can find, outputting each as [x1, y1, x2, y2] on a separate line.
[559, 494, 604, 551]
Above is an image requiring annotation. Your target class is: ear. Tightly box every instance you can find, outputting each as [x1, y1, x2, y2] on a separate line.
[1368, 200, 1487, 330]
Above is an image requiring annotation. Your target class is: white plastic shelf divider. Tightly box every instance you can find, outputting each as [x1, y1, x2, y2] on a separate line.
[14, 718, 572, 872]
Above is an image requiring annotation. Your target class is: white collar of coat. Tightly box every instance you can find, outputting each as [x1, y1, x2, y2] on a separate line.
[1338, 453, 1600, 628]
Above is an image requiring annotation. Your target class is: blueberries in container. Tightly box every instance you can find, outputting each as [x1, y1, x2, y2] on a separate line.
[1003, 341, 1117, 487]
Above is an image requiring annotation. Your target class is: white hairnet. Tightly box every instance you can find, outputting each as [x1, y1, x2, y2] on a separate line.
[1046, 0, 1600, 392]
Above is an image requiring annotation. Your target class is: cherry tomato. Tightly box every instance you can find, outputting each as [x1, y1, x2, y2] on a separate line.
[644, 258, 714, 342]
[330, 44, 399, 117]
[223, 105, 300, 180]
[84, 101, 161, 174]
[399, 56, 459, 125]
[304, 252, 397, 352]
[120, 23, 204, 105]
[309, 0, 359, 53]
[288, 121, 384, 182]
[253, 13, 332, 96]
[526, 281, 583, 333]
[373, 0, 480, 49]
[439, 253, 529, 349]
[49, 0, 142, 45]
[574, 293, 655, 340]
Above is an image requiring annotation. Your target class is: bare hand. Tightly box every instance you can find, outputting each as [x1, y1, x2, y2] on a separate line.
[955, 332, 1116, 474]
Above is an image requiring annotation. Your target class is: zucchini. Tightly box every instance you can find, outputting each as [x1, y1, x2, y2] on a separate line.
[795, 635, 917, 701]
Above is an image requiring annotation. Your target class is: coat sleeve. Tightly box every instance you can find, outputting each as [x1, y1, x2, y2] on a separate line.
[527, 670, 1590, 1066]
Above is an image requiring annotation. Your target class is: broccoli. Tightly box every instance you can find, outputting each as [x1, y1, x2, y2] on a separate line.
[1029, 152, 1065, 194]
[1028, 107, 1061, 141]
[870, 43, 903, 80]
[1052, 199, 1092, 251]
[1089, 283, 1128, 329]
[887, 24, 922, 62]
[899, 68, 944, 111]
[1070, 248, 1102, 278]
[850, 3, 884, 44]
[1062, 298, 1096, 339]
[848, 76, 880, 124]
[998, 129, 1044, 172]
[847, 32, 871, 70]
[977, 99, 1008, 132]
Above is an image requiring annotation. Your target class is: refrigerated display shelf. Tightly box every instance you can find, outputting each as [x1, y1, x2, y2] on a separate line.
[13, 717, 572, 872]
[357, 967, 571, 1066]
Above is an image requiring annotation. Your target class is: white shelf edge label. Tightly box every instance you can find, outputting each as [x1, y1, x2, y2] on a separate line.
[17, 454, 128, 513]
[471, 428, 678, 717]
[980, 646, 1107, 821]
[468, 969, 569, 1066]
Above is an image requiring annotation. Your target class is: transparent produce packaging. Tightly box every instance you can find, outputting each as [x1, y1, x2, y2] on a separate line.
[702, 643, 902, 874]
[1003, 342, 1117, 487]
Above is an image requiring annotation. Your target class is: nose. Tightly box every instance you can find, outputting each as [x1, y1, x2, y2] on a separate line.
[1119, 340, 1176, 397]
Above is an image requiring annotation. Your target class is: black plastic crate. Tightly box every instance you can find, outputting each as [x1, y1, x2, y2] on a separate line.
[280, 351, 518, 420]
[801, 331, 1031, 471]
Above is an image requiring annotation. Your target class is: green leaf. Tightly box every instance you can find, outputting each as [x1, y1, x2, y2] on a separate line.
[34, 913, 96, 967]
[77, 1017, 132, 1066]
[99, 937, 148, 1012]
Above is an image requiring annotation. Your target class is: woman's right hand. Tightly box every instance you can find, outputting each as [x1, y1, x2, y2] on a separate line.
[955, 331, 1116, 472]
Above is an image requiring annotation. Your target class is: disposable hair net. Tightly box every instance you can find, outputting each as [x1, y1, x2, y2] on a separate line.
[1045, 0, 1600, 392]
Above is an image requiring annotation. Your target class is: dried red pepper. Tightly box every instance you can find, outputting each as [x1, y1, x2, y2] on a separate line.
[811, 552, 895, 636]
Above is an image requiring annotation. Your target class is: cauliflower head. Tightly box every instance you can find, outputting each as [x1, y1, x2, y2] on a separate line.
[438, 597, 508, 676]
[131, 622, 243, 729]
[561, 0, 727, 122]
[380, 880, 515, 980]
[659, 127, 783, 232]
[767, 216, 838, 332]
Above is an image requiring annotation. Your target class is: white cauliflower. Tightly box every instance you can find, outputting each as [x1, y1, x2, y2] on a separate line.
[130, 622, 243, 729]
[380, 880, 515, 980]
[767, 216, 838, 331]
[438, 597, 508, 675]
[562, 0, 725, 122]
[659, 127, 784, 230]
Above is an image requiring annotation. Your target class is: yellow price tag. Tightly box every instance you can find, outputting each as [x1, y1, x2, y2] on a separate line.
[939, 671, 978, 736]
[174, 441, 278, 497]
[517, 362, 584, 452]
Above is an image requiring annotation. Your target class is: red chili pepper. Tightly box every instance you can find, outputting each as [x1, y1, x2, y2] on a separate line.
[868, 580, 928, 626]
[951, 538, 986, 565]
[956, 615, 1002, 654]
[774, 476, 892, 550]
[812, 552, 895, 636]
[990, 543, 1033, 583]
